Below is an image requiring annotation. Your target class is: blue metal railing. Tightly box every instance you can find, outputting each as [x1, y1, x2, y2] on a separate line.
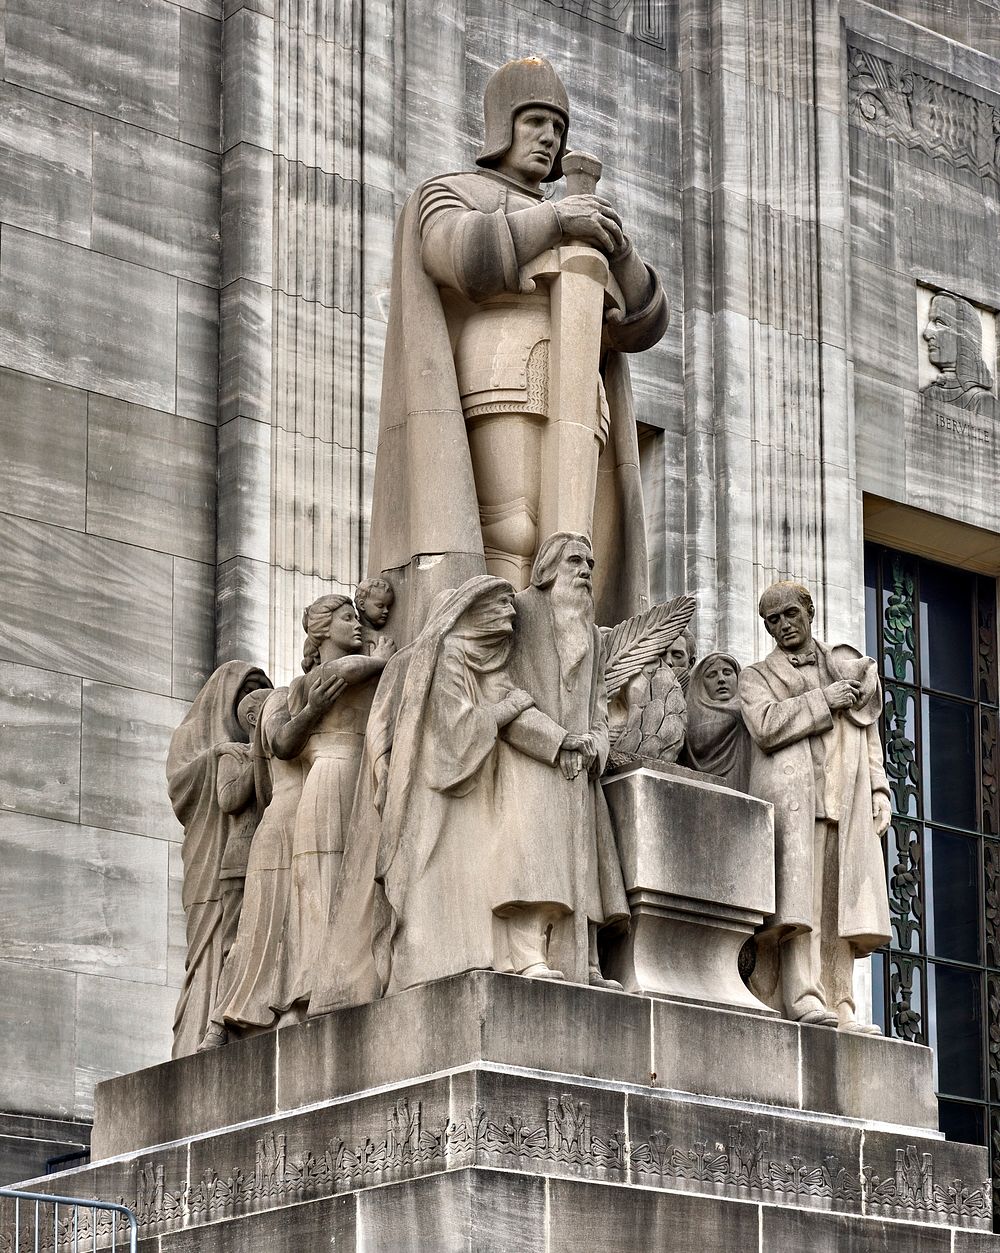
[0, 1188, 137, 1253]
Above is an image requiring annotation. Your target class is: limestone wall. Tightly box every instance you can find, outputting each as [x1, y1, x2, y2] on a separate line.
[0, 0, 221, 1143]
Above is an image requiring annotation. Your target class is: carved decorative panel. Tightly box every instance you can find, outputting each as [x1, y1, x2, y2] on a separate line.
[537, 0, 668, 48]
[4, 1094, 992, 1250]
[848, 43, 1000, 186]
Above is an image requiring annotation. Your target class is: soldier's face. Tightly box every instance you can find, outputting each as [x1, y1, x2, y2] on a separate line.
[763, 598, 813, 652]
[500, 107, 565, 188]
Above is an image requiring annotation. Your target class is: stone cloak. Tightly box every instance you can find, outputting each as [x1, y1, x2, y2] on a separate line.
[366, 170, 665, 637]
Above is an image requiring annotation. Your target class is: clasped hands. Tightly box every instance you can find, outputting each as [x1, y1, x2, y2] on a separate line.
[559, 732, 599, 781]
[553, 194, 630, 262]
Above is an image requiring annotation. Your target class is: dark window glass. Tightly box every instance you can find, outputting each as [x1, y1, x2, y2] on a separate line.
[920, 561, 975, 699]
[923, 695, 977, 830]
[939, 1099, 987, 1145]
[931, 964, 983, 1100]
[926, 828, 982, 964]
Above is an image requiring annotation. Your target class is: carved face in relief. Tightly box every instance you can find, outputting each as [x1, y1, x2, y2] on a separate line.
[921, 292, 994, 397]
[922, 295, 960, 373]
[236, 688, 270, 736]
[703, 658, 738, 700]
[762, 593, 815, 653]
[496, 106, 566, 190]
[552, 539, 595, 595]
[666, 637, 692, 675]
[326, 602, 364, 654]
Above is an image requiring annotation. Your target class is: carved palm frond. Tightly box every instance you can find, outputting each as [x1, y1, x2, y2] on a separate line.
[602, 595, 697, 699]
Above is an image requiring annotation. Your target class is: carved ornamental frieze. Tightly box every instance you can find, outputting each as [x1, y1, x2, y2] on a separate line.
[847, 42, 1000, 187]
[2, 1094, 990, 1250]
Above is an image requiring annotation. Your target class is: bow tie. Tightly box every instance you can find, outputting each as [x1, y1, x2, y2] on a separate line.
[788, 652, 817, 667]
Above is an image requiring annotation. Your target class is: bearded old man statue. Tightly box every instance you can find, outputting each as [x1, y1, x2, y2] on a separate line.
[367, 55, 668, 636]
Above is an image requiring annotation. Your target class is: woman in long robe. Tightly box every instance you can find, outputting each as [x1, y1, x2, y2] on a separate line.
[315, 575, 586, 1009]
[166, 660, 271, 1058]
[279, 595, 393, 1016]
[210, 687, 308, 1036]
[682, 651, 751, 792]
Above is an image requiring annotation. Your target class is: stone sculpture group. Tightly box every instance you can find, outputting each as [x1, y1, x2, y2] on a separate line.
[169, 56, 893, 1057]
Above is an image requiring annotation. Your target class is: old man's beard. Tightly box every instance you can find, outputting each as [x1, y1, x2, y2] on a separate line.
[550, 579, 593, 686]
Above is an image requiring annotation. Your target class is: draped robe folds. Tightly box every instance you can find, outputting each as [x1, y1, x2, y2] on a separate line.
[217, 689, 307, 1031]
[281, 663, 380, 1010]
[166, 661, 270, 1058]
[503, 585, 628, 981]
[367, 169, 668, 637]
[739, 642, 891, 953]
[682, 652, 751, 791]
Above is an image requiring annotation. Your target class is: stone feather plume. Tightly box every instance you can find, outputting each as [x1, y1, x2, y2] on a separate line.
[602, 595, 697, 699]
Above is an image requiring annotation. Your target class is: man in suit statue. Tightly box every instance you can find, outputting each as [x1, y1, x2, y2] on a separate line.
[739, 581, 891, 1033]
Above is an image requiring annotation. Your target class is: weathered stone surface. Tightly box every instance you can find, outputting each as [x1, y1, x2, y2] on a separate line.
[760, 1204, 953, 1251]
[176, 279, 220, 425]
[0, 811, 169, 982]
[0, 1112, 90, 1189]
[799, 1022, 938, 1129]
[0, 367, 87, 532]
[79, 682, 187, 842]
[0, 960, 76, 1118]
[602, 766, 775, 1011]
[0, 82, 92, 247]
[73, 976, 175, 1116]
[0, 514, 175, 694]
[0, 226, 178, 412]
[93, 971, 942, 1161]
[171, 556, 217, 701]
[93, 1030, 276, 1156]
[92, 119, 220, 284]
[5, 0, 181, 137]
[651, 996, 801, 1108]
[86, 396, 217, 563]
[0, 661, 82, 823]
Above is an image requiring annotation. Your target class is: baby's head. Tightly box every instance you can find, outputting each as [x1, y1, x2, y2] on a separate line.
[355, 577, 395, 630]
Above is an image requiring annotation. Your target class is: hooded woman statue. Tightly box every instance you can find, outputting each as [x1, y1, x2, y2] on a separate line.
[682, 651, 751, 792]
[311, 575, 580, 1011]
[166, 660, 271, 1057]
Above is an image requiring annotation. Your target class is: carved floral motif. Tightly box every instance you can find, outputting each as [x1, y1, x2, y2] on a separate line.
[863, 1146, 991, 1224]
[887, 820, 923, 953]
[2, 1098, 992, 1249]
[848, 44, 1000, 186]
[631, 1119, 861, 1207]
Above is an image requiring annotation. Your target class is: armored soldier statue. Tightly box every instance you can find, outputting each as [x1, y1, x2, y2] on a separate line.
[367, 55, 668, 634]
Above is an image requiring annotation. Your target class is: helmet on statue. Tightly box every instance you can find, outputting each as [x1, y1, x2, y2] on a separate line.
[476, 56, 570, 182]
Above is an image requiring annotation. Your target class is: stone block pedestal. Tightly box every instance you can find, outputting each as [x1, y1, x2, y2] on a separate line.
[602, 766, 776, 1013]
[12, 972, 999, 1251]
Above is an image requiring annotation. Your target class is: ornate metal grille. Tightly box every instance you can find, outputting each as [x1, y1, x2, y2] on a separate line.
[866, 543, 1000, 1212]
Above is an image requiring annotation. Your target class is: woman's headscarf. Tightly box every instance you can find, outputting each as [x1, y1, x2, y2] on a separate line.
[167, 661, 271, 906]
[683, 651, 750, 792]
